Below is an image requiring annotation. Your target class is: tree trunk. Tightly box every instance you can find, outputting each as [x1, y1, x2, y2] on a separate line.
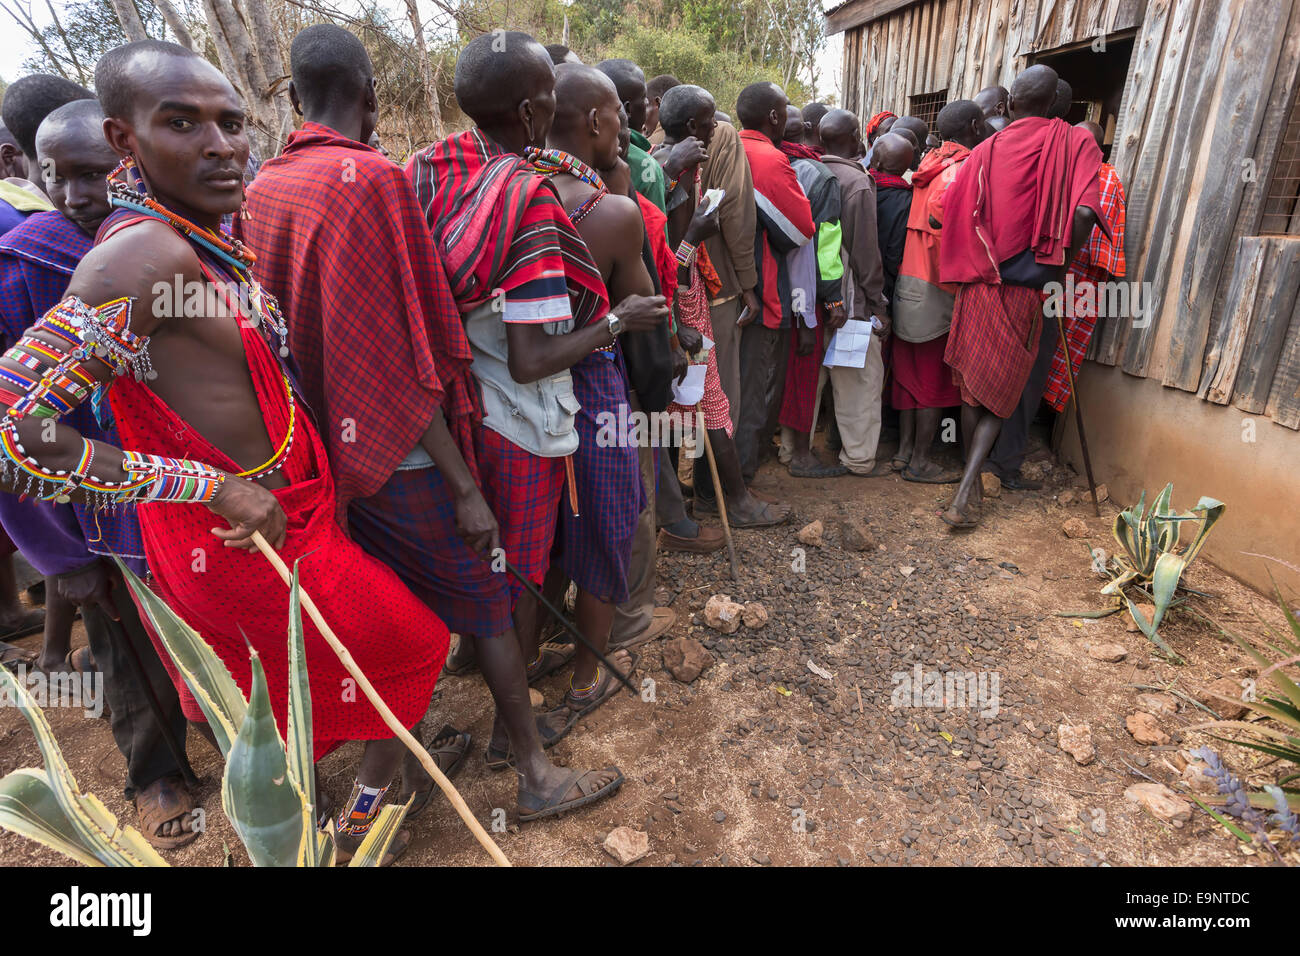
[239, 0, 294, 147]
[154, 0, 195, 48]
[403, 0, 443, 140]
[201, 0, 290, 159]
[108, 0, 148, 41]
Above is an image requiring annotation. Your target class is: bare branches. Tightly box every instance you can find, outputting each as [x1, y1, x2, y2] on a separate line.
[0, 0, 75, 79]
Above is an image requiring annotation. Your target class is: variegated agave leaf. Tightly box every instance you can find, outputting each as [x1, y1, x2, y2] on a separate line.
[1182, 497, 1226, 568]
[221, 651, 310, 867]
[283, 562, 321, 866]
[0, 668, 167, 867]
[1126, 595, 1184, 663]
[115, 557, 247, 756]
[347, 797, 411, 867]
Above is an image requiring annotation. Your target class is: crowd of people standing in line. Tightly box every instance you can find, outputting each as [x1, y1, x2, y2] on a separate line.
[0, 26, 1123, 861]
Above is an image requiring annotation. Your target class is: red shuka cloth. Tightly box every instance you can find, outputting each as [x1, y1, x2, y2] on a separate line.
[891, 335, 960, 409]
[239, 123, 480, 525]
[1043, 162, 1127, 412]
[899, 141, 970, 292]
[109, 258, 446, 760]
[407, 129, 606, 311]
[637, 191, 675, 311]
[939, 117, 1105, 285]
[778, 318, 825, 433]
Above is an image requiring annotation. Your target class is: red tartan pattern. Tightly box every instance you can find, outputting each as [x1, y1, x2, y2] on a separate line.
[1043, 165, 1126, 412]
[945, 283, 1045, 419]
[240, 123, 480, 526]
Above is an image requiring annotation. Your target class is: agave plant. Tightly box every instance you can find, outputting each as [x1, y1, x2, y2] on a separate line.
[1187, 583, 1300, 812]
[0, 558, 407, 867]
[1074, 484, 1225, 661]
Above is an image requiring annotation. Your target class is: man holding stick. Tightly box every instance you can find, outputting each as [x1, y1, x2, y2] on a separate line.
[0, 40, 452, 863]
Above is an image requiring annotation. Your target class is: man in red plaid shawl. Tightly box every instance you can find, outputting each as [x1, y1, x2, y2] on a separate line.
[939, 65, 1105, 530]
[1041, 121, 1126, 412]
[239, 23, 493, 801]
[407, 33, 667, 819]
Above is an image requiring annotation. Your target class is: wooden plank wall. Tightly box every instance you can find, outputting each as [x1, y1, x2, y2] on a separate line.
[837, 0, 1143, 115]
[836, 0, 1300, 429]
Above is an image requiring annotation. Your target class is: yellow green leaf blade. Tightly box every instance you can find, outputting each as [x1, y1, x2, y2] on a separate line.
[115, 557, 247, 756]
[284, 561, 319, 866]
[0, 769, 108, 867]
[221, 652, 307, 867]
[0, 670, 167, 867]
[347, 798, 410, 868]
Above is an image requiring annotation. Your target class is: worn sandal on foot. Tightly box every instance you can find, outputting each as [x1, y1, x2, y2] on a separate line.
[517, 767, 625, 822]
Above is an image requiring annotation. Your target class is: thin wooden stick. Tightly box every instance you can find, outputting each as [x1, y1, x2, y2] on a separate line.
[1057, 311, 1100, 517]
[250, 532, 510, 867]
[696, 408, 738, 581]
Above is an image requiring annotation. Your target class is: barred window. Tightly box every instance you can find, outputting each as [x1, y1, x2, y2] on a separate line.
[908, 90, 948, 133]
[1260, 89, 1300, 236]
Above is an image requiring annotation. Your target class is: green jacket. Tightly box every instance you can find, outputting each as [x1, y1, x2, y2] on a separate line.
[628, 130, 666, 212]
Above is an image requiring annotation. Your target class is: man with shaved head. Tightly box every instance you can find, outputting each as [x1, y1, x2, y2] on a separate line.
[0, 95, 195, 851]
[1, 73, 94, 208]
[545, 42, 581, 65]
[524, 62, 658, 732]
[1039, 119, 1126, 419]
[597, 58, 671, 211]
[891, 99, 989, 483]
[775, 103, 845, 479]
[891, 116, 929, 171]
[801, 102, 830, 151]
[240, 23, 501, 830]
[408, 32, 666, 818]
[645, 73, 680, 142]
[694, 84, 759, 506]
[818, 108, 891, 477]
[0, 39, 462, 862]
[657, 84, 787, 526]
[937, 64, 1104, 529]
[973, 85, 1008, 120]
[733, 81, 814, 482]
[1052, 78, 1073, 120]
[869, 133, 913, 302]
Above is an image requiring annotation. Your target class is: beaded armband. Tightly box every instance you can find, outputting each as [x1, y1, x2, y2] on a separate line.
[0, 296, 224, 507]
[119, 452, 225, 504]
[0, 420, 224, 507]
[2, 296, 150, 423]
[675, 240, 697, 269]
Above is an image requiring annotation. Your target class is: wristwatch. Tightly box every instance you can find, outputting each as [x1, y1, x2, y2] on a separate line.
[606, 312, 623, 338]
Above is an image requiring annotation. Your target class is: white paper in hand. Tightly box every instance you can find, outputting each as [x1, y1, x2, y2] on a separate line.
[823, 318, 875, 368]
[672, 364, 707, 405]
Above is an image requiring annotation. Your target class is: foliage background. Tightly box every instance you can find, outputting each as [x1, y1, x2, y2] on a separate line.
[2, 0, 829, 158]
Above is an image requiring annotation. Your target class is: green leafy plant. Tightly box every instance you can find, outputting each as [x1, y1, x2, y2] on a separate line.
[0, 558, 407, 867]
[1064, 483, 1225, 662]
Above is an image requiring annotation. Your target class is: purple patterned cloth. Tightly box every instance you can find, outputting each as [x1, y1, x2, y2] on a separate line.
[556, 348, 643, 603]
[0, 210, 146, 575]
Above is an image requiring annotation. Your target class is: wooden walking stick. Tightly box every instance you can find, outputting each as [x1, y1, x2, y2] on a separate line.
[1056, 312, 1101, 518]
[250, 532, 511, 867]
[696, 407, 738, 581]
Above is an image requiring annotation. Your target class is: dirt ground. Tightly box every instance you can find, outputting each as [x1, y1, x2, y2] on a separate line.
[2, 438, 1297, 868]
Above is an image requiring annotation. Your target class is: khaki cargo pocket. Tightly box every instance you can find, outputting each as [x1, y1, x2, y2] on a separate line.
[542, 375, 581, 437]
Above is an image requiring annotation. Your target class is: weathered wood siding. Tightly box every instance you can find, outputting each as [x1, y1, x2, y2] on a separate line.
[830, 0, 1300, 429]
[831, 0, 1144, 117]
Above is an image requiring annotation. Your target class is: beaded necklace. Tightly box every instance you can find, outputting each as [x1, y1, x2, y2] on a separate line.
[527, 147, 609, 223]
[105, 157, 292, 359]
[103, 157, 297, 480]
